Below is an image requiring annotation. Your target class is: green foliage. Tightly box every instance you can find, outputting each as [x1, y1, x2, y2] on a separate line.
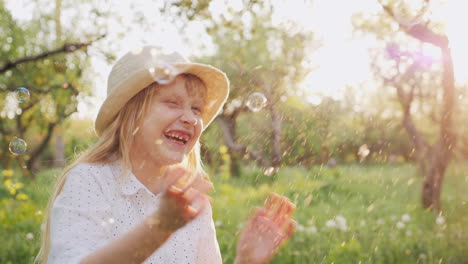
[0, 1, 103, 174]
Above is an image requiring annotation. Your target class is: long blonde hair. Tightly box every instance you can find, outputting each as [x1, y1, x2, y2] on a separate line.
[34, 74, 207, 263]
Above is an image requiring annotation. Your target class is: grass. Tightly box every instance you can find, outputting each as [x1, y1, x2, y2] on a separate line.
[210, 163, 468, 264]
[0, 163, 466, 263]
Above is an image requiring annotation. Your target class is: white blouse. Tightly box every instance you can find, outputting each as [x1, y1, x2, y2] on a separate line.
[48, 160, 222, 264]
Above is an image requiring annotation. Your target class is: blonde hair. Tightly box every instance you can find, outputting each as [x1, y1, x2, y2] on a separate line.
[34, 74, 207, 263]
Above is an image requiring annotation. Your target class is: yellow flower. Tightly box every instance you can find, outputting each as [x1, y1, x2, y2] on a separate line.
[16, 193, 29, 201]
[2, 169, 13, 177]
[219, 145, 228, 154]
[9, 187, 17, 195]
[222, 154, 230, 161]
[4, 179, 13, 188]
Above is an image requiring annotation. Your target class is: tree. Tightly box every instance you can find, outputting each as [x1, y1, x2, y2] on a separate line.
[172, 0, 318, 176]
[353, 0, 457, 211]
[0, 0, 106, 178]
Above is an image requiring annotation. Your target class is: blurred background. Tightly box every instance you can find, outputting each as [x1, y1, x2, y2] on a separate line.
[0, 0, 467, 263]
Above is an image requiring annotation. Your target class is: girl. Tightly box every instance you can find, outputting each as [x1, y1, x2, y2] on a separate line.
[35, 46, 296, 264]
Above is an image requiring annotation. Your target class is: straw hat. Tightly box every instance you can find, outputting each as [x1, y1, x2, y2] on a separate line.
[94, 45, 230, 137]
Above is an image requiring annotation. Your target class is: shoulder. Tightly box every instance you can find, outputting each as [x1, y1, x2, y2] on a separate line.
[60, 162, 116, 197]
[66, 162, 113, 185]
[55, 162, 114, 209]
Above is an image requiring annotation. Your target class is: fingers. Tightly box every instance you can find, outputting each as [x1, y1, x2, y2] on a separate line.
[260, 193, 296, 238]
[184, 194, 209, 218]
[285, 219, 296, 239]
[165, 167, 189, 193]
[164, 168, 212, 219]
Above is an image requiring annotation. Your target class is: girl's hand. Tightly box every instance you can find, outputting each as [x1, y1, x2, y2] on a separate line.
[235, 193, 296, 264]
[148, 167, 213, 232]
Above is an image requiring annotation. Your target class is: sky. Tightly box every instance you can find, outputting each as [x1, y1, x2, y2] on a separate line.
[4, 0, 468, 120]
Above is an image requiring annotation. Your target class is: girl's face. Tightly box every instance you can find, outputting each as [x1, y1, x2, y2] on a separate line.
[133, 76, 204, 167]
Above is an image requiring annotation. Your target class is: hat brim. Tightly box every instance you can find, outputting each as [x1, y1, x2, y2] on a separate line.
[94, 63, 229, 137]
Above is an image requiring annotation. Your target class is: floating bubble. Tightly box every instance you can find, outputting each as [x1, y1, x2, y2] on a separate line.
[246, 92, 267, 112]
[358, 144, 370, 159]
[9, 137, 27, 155]
[148, 64, 177, 85]
[15, 87, 30, 103]
[263, 166, 276, 176]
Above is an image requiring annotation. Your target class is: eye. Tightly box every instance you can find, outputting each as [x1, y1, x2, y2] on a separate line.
[165, 100, 178, 105]
[192, 106, 202, 114]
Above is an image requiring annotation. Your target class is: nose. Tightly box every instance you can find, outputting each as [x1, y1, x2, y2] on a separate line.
[180, 108, 198, 126]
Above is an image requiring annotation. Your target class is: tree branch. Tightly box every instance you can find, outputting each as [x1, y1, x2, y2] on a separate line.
[380, 2, 448, 48]
[0, 34, 105, 74]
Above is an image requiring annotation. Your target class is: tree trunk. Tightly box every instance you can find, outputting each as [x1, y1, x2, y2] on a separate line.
[269, 102, 282, 167]
[53, 132, 66, 168]
[216, 114, 241, 177]
[216, 114, 268, 172]
[26, 122, 57, 178]
[422, 142, 450, 211]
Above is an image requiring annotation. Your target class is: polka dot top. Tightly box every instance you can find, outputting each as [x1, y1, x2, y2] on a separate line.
[47, 160, 222, 264]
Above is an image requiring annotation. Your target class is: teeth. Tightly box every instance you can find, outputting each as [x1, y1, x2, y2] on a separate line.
[165, 132, 189, 142]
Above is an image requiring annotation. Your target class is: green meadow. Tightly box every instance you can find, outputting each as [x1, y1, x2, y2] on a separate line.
[1, 163, 466, 263]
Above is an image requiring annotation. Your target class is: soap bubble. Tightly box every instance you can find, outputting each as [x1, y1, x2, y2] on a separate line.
[358, 144, 370, 160]
[263, 166, 277, 176]
[15, 87, 30, 103]
[148, 64, 178, 85]
[9, 137, 27, 155]
[246, 92, 267, 112]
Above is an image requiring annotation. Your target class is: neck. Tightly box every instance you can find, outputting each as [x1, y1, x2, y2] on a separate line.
[129, 147, 168, 195]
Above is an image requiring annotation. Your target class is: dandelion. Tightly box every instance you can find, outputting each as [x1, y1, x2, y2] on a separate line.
[396, 221, 405, 229]
[401, 214, 411, 222]
[419, 253, 427, 260]
[436, 215, 445, 225]
[325, 219, 337, 228]
[377, 219, 384, 225]
[215, 220, 222, 227]
[401, 214, 410, 222]
[297, 224, 305, 231]
[305, 226, 317, 233]
[26, 233, 34, 240]
[325, 216, 348, 231]
[360, 220, 366, 226]
[405, 230, 412, 237]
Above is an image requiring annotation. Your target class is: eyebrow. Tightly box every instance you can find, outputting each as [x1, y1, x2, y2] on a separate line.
[160, 91, 204, 106]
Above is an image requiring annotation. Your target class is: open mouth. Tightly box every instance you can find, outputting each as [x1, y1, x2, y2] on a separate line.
[164, 130, 191, 145]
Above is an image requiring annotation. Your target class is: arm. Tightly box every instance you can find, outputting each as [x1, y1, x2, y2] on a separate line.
[81, 167, 212, 264]
[80, 213, 174, 264]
